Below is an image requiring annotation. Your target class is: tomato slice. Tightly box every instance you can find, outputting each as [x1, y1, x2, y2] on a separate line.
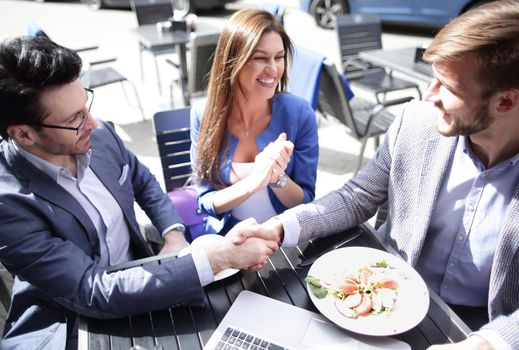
[354, 294, 373, 316]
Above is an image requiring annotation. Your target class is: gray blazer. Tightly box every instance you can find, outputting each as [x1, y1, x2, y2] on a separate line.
[0, 122, 204, 350]
[290, 101, 519, 347]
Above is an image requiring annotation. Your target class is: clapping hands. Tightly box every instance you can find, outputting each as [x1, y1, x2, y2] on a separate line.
[248, 132, 294, 191]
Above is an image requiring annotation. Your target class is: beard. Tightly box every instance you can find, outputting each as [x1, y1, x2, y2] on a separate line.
[436, 101, 493, 137]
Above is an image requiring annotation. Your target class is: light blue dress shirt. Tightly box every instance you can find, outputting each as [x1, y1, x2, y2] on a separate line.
[14, 142, 132, 266]
[416, 136, 519, 307]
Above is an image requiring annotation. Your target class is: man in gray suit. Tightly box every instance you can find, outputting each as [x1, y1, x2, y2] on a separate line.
[234, 0, 519, 349]
[0, 36, 277, 349]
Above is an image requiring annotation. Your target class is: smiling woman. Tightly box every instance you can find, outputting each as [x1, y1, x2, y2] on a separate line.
[190, 8, 319, 236]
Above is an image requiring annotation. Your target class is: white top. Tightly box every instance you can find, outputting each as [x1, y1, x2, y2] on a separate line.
[230, 162, 277, 223]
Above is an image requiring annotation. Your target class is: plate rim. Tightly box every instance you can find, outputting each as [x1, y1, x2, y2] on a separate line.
[306, 246, 430, 336]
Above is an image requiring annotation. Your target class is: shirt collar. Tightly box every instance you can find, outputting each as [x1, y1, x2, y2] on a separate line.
[12, 140, 92, 182]
[460, 135, 519, 171]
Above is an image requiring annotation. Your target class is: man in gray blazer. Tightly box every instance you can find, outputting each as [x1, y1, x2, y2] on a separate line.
[234, 0, 519, 349]
[0, 36, 277, 349]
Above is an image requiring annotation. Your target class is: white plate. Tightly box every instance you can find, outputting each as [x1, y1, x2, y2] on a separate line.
[307, 246, 429, 336]
[178, 234, 240, 282]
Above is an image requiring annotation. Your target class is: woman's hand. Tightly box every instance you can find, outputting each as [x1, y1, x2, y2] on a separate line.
[247, 133, 294, 191]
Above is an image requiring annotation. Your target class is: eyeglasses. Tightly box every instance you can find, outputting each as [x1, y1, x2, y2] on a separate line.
[33, 88, 94, 135]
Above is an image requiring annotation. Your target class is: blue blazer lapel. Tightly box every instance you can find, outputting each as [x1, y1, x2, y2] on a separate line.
[3, 141, 102, 254]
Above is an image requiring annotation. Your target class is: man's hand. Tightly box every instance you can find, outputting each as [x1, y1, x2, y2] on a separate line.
[195, 219, 280, 274]
[159, 228, 189, 255]
[428, 335, 495, 350]
[232, 217, 284, 246]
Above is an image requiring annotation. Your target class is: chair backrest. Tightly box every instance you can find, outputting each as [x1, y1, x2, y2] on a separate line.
[153, 107, 192, 192]
[336, 13, 383, 57]
[336, 13, 384, 76]
[130, 0, 174, 26]
[317, 60, 363, 139]
[188, 31, 219, 96]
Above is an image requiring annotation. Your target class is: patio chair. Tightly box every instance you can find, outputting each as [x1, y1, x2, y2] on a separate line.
[153, 107, 193, 192]
[317, 59, 413, 174]
[336, 14, 421, 103]
[153, 107, 208, 241]
[166, 30, 219, 106]
[27, 22, 145, 121]
[130, 0, 186, 96]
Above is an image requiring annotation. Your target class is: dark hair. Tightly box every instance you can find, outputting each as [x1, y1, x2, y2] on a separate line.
[0, 36, 82, 139]
[424, 0, 519, 98]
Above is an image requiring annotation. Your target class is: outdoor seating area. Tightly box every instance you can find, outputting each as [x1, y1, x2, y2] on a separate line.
[5, 0, 517, 349]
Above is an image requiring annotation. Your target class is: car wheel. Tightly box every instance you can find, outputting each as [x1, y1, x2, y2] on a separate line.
[310, 0, 349, 29]
[84, 0, 103, 10]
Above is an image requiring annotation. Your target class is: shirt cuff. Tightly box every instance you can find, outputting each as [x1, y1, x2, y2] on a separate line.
[191, 251, 215, 287]
[278, 211, 300, 246]
[161, 223, 186, 238]
[473, 330, 512, 350]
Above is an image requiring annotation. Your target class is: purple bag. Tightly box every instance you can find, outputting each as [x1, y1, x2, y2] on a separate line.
[167, 186, 208, 241]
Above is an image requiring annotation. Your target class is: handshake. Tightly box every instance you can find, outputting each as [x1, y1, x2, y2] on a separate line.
[191, 217, 285, 274]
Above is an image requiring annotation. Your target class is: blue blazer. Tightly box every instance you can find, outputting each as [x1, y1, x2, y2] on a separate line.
[0, 122, 205, 350]
[190, 93, 319, 234]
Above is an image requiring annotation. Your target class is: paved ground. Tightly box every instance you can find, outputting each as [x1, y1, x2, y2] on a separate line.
[0, 0, 435, 333]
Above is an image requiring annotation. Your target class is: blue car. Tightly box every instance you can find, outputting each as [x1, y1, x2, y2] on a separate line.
[300, 0, 494, 29]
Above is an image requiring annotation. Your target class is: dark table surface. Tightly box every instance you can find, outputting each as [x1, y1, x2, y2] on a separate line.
[359, 47, 434, 84]
[79, 224, 470, 350]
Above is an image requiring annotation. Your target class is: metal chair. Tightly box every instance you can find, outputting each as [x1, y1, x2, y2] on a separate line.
[27, 22, 145, 121]
[336, 14, 421, 103]
[317, 59, 413, 174]
[153, 107, 192, 192]
[80, 62, 145, 121]
[130, 0, 178, 94]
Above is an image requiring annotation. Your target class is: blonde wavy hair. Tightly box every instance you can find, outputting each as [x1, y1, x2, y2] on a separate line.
[194, 8, 293, 188]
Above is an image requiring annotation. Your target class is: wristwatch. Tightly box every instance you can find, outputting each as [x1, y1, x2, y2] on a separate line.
[270, 172, 288, 188]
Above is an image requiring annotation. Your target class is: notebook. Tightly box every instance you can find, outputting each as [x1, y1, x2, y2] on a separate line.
[203, 291, 411, 350]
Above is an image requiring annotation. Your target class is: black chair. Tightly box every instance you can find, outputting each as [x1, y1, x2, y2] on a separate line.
[153, 107, 192, 192]
[27, 22, 145, 121]
[336, 14, 421, 103]
[130, 0, 178, 94]
[317, 59, 413, 174]
[80, 61, 145, 121]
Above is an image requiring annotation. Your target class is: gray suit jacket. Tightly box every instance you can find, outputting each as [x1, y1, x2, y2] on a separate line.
[0, 122, 204, 350]
[290, 101, 519, 347]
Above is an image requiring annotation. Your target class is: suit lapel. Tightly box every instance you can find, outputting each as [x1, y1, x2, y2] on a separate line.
[3, 142, 101, 253]
[409, 136, 457, 265]
[488, 183, 519, 306]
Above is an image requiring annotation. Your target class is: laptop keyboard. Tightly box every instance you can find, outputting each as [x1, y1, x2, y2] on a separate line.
[214, 326, 289, 350]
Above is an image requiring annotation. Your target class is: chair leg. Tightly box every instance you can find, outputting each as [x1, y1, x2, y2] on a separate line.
[139, 44, 145, 82]
[153, 55, 162, 95]
[124, 80, 145, 121]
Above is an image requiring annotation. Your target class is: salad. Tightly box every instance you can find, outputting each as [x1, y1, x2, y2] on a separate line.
[306, 260, 399, 319]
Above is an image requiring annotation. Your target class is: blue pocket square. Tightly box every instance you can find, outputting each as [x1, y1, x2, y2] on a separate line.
[118, 164, 129, 185]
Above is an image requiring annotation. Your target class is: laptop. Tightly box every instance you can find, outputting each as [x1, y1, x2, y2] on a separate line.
[204, 291, 411, 350]
[412, 47, 433, 77]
